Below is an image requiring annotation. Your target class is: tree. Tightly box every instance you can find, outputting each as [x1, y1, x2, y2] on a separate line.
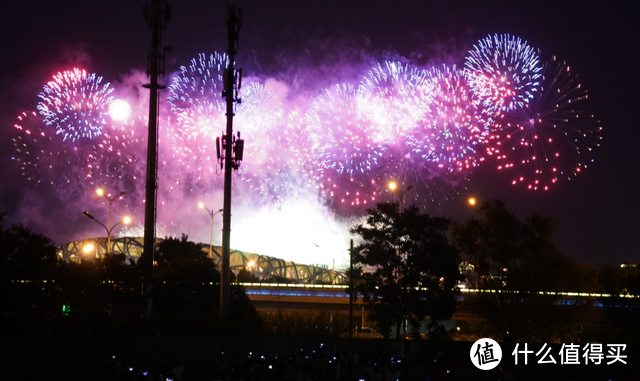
[349, 202, 461, 340]
[151, 234, 221, 334]
[0, 223, 59, 280]
[595, 263, 640, 342]
[451, 199, 594, 342]
[0, 222, 62, 335]
[153, 234, 262, 335]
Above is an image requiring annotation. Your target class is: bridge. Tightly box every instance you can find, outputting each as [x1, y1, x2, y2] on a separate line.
[57, 236, 346, 284]
[56, 237, 637, 331]
[237, 283, 636, 331]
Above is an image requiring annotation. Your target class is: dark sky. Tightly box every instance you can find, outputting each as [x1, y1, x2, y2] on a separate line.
[0, 0, 638, 267]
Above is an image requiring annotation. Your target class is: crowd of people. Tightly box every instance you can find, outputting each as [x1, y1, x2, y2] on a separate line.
[104, 343, 453, 381]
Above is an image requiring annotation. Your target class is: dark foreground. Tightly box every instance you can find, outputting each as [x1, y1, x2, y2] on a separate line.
[1, 336, 637, 381]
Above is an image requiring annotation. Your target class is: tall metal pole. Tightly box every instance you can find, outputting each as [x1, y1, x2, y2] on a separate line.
[142, 0, 170, 318]
[349, 239, 354, 351]
[107, 199, 112, 255]
[209, 212, 214, 259]
[220, 0, 242, 321]
[199, 203, 222, 259]
[96, 189, 124, 255]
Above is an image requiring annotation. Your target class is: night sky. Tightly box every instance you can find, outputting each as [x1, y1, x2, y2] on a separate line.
[0, 0, 637, 268]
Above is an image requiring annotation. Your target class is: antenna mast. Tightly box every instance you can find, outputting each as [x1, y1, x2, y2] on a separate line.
[141, 0, 171, 318]
[218, 0, 244, 321]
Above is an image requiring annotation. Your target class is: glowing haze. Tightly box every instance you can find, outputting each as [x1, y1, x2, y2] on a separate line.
[8, 34, 602, 269]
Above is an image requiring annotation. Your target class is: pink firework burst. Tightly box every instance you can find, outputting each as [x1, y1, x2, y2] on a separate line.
[485, 56, 602, 190]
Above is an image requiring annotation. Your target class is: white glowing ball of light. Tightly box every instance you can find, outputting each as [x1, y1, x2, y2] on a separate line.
[108, 99, 132, 122]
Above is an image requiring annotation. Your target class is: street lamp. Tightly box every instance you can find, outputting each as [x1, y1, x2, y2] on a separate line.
[83, 211, 131, 255]
[388, 182, 413, 214]
[466, 197, 480, 289]
[199, 202, 223, 259]
[96, 188, 126, 245]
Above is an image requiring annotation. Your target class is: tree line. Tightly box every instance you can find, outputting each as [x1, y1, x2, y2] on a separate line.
[347, 199, 640, 343]
[1, 200, 640, 341]
[0, 224, 261, 336]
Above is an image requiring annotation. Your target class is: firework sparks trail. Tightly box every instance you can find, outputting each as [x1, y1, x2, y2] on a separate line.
[37, 68, 114, 142]
[86, 115, 148, 203]
[166, 53, 228, 191]
[484, 56, 602, 190]
[167, 53, 286, 200]
[7, 35, 606, 268]
[235, 81, 286, 200]
[407, 65, 489, 173]
[359, 61, 431, 140]
[13, 35, 604, 228]
[306, 82, 389, 211]
[354, 61, 479, 207]
[11, 110, 96, 202]
[464, 34, 542, 113]
[239, 108, 318, 206]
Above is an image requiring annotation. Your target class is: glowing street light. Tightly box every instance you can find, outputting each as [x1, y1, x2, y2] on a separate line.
[82, 243, 96, 261]
[96, 188, 126, 248]
[466, 196, 480, 289]
[199, 202, 223, 259]
[388, 182, 413, 214]
[83, 211, 131, 255]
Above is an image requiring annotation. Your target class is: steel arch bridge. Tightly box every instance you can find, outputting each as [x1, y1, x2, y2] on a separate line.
[57, 237, 346, 285]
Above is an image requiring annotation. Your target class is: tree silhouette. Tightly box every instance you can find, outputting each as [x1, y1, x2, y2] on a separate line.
[596, 263, 640, 342]
[451, 199, 593, 342]
[0, 223, 59, 280]
[0, 222, 61, 334]
[348, 202, 461, 339]
[153, 234, 262, 335]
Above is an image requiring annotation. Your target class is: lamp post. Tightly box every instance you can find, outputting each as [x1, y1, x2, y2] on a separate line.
[96, 188, 125, 247]
[198, 202, 223, 259]
[349, 239, 354, 352]
[83, 211, 131, 255]
[388, 182, 413, 214]
[467, 197, 479, 289]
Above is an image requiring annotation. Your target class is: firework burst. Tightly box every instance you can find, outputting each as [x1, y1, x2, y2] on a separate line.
[239, 107, 317, 206]
[407, 65, 489, 173]
[234, 81, 287, 201]
[359, 61, 430, 140]
[464, 34, 542, 113]
[11, 110, 94, 201]
[86, 116, 147, 201]
[306, 83, 388, 210]
[108, 99, 132, 122]
[36, 68, 114, 142]
[485, 56, 602, 190]
[166, 53, 228, 191]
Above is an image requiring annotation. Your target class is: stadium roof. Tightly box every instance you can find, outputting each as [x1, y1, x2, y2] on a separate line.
[58, 236, 346, 285]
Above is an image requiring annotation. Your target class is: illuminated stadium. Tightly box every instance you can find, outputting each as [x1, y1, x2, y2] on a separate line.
[57, 237, 346, 284]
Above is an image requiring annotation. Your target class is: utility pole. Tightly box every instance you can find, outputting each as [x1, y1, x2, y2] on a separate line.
[218, 0, 244, 321]
[349, 239, 354, 352]
[141, 0, 171, 318]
